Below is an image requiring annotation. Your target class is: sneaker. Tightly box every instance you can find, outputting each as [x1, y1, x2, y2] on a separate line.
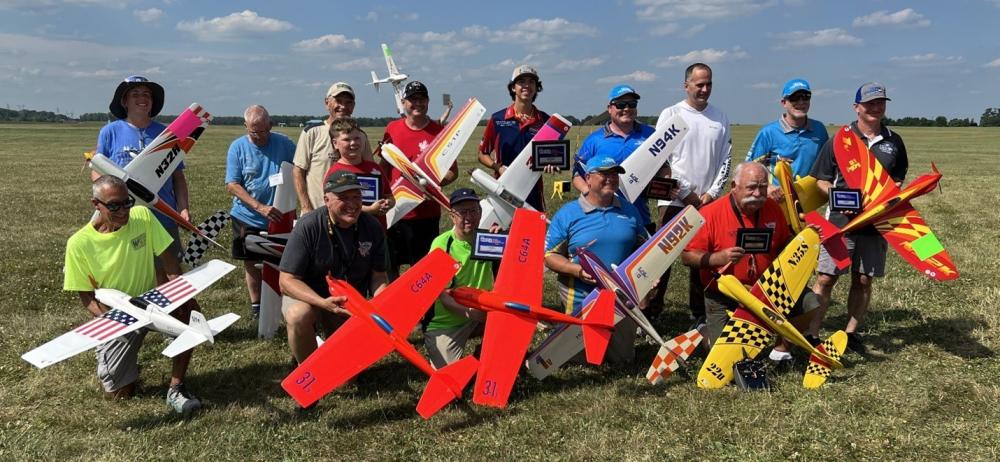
[768, 349, 793, 362]
[846, 333, 867, 355]
[250, 303, 261, 320]
[166, 383, 202, 414]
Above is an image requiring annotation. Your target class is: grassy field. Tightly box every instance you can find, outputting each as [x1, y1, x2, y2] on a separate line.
[1, 122, 998, 461]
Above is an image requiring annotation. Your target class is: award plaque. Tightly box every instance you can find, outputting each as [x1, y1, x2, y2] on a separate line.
[472, 230, 508, 260]
[442, 93, 451, 106]
[356, 175, 380, 205]
[531, 140, 570, 171]
[736, 228, 774, 254]
[829, 188, 862, 213]
[644, 177, 678, 200]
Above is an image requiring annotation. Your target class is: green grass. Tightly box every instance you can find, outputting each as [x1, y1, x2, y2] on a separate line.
[1, 122, 999, 460]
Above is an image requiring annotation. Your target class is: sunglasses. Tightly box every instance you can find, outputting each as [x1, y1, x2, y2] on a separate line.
[611, 100, 638, 110]
[96, 197, 135, 212]
[786, 93, 811, 103]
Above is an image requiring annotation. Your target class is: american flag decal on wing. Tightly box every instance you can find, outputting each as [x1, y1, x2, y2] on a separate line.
[73, 309, 138, 341]
[140, 277, 195, 307]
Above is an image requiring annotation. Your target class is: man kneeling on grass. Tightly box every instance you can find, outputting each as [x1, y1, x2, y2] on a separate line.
[65, 175, 201, 413]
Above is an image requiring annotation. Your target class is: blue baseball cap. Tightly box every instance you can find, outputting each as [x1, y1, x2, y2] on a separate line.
[608, 84, 640, 102]
[855, 82, 891, 103]
[781, 79, 811, 99]
[448, 188, 480, 206]
[585, 156, 625, 174]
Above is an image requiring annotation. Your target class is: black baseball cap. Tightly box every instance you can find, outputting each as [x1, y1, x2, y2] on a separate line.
[323, 171, 363, 194]
[403, 81, 429, 100]
[449, 188, 480, 206]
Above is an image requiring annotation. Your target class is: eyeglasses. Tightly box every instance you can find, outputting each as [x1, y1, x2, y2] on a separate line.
[452, 208, 481, 218]
[786, 93, 811, 103]
[96, 197, 135, 212]
[611, 100, 638, 110]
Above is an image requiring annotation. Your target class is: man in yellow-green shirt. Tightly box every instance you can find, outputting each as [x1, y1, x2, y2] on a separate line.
[424, 189, 495, 369]
[64, 175, 200, 413]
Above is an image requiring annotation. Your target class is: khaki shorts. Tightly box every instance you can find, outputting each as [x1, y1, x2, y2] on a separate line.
[96, 329, 148, 393]
[424, 321, 481, 369]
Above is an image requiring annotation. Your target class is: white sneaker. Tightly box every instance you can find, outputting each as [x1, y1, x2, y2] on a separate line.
[768, 349, 793, 362]
[166, 384, 202, 414]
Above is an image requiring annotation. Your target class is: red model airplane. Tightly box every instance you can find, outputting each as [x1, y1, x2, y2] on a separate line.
[281, 249, 479, 419]
[807, 126, 958, 281]
[448, 208, 615, 408]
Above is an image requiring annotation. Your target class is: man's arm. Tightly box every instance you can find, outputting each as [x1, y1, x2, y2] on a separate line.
[78, 291, 106, 317]
[170, 170, 191, 222]
[704, 141, 733, 203]
[437, 291, 486, 322]
[293, 166, 313, 214]
[158, 244, 183, 280]
[227, 182, 283, 222]
[279, 271, 349, 316]
[440, 162, 459, 186]
[681, 247, 744, 269]
[477, 121, 504, 175]
[369, 271, 388, 297]
[544, 253, 596, 285]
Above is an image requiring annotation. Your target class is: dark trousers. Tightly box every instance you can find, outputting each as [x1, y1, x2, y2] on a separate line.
[649, 205, 706, 320]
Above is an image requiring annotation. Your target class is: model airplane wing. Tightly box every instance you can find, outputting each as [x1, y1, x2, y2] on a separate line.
[803, 330, 847, 389]
[135, 259, 235, 314]
[697, 309, 775, 388]
[874, 204, 959, 281]
[618, 114, 689, 203]
[182, 210, 230, 267]
[832, 126, 901, 207]
[22, 309, 151, 369]
[478, 114, 572, 229]
[414, 98, 486, 184]
[615, 205, 703, 302]
[384, 172, 428, 228]
[282, 249, 459, 408]
[774, 160, 824, 233]
[383, 43, 401, 77]
[125, 104, 212, 194]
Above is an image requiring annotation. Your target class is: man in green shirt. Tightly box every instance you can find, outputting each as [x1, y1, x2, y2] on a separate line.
[64, 175, 200, 413]
[424, 189, 495, 369]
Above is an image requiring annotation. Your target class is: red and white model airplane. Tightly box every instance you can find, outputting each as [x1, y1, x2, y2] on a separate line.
[448, 208, 616, 408]
[806, 126, 958, 281]
[281, 249, 479, 419]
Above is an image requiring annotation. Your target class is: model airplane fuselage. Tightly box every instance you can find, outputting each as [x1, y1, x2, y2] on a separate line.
[369, 43, 408, 116]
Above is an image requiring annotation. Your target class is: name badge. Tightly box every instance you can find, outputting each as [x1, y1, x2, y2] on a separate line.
[531, 140, 570, 171]
[472, 230, 508, 260]
[737, 228, 773, 254]
[356, 175, 380, 205]
[644, 177, 678, 200]
[268, 172, 283, 187]
[830, 188, 862, 213]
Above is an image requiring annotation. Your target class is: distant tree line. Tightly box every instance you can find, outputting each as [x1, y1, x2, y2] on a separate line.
[0, 108, 72, 122]
[980, 108, 1000, 127]
[884, 116, 978, 127]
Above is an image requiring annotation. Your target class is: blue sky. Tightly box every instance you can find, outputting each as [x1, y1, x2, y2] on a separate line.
[1, 0, 998, 124]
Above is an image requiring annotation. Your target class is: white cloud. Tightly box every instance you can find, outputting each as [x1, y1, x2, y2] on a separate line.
[772, 28, 862, 49]
[133, 7, 163, 23]
[648, 23, 705, 37]
[635, 0, 775, 21]
[889, 53, 964, 67]
[984, 58, 1000, 68]
[853, 8, 930, 28]
[811, 88, 849, 97]
[394, 12, 419, 21]
[397, 30, 481, 61]
[68, 68, 119, 78]
[461, 18, 597, 52]
[655, 47, 748, 67]
[553, 57, 605, 71]
[292, 34, 364, 52]
[596, 70, 656, 84]
[183, 56, 210, 64]
[176, 10, 293, 42]
[749, 82, 778, 90]
[363, 11, 378, 21]
[328, 57, 375, 71]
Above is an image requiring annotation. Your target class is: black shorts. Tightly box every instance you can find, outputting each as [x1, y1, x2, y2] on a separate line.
[231, 217, 266, 260]
[387, 216, 441, 268]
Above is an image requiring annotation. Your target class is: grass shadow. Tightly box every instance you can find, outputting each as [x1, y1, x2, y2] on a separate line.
[825, 308, 993, 360]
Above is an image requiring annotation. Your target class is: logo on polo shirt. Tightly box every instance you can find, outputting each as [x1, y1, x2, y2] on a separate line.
[359, 241, 373, 257]
[496, 120, 517, 127]
[131, 233, 146, 250]
[878, 143, 895, 154]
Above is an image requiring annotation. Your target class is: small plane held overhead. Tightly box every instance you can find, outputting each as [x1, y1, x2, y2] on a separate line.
[470, 114, 573, 230]
[281, 249, 479, 419]
[22, 260, 238, 369]
[447, 208, 616, 408]
[697, 228, 846, 390]
[368, 43, 409, 116]
[525, 205, 706, 384]
[805, 126, 958, 281]
[88, 103, 221, 247]
[381, 97, 486, 227]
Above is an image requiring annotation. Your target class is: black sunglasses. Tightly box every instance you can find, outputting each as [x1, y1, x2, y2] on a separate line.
[611, 100, 638, 110]
[96, 197, 135, 212]
[786, 93, 811, 102]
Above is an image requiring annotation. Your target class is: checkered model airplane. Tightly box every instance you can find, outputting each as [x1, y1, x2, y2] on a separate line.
[281, 249, 478, 419]
[698, 228, 846, 389]
[381, 98, 486, 227]
[22, 260, 238, 369]
[525, 205, 706, 385]
[88, 103, 222, 248]
[448, 209, 616, 408]
[805, 126, 958, 281]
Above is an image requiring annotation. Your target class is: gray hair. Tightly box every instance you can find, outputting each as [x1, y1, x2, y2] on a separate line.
[244, 104, 270, 125]
[92, 175, 127, 200]
[732, 161, 767, 185]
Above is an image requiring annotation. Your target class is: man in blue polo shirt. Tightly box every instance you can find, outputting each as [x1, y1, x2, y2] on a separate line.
[545, 156, 647, 363]
[746, 78, 829, 201]
[573, 84, 657, 231]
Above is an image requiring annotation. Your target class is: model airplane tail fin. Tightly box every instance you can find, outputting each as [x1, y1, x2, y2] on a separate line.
[182, 210, 230, 267]
[804, 211, 850, 270]
[370, 71, 380, 91]
[581, 289, 615, 365]
[150, 200, 224, 249]
[416, 355, 479, 419]
[645, 329, 704, 385]
[803, 330, 847, 389]
[161, 311, 214, 358]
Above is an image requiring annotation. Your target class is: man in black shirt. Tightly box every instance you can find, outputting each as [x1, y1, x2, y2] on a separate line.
[279, 170, 388, 364]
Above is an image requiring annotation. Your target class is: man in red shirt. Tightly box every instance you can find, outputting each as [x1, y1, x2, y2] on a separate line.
[380, 81, 457, 275]
[682, 162, 817, 359]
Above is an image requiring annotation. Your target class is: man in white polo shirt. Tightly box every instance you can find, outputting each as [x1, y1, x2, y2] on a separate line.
[648, 62, 732, 322]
